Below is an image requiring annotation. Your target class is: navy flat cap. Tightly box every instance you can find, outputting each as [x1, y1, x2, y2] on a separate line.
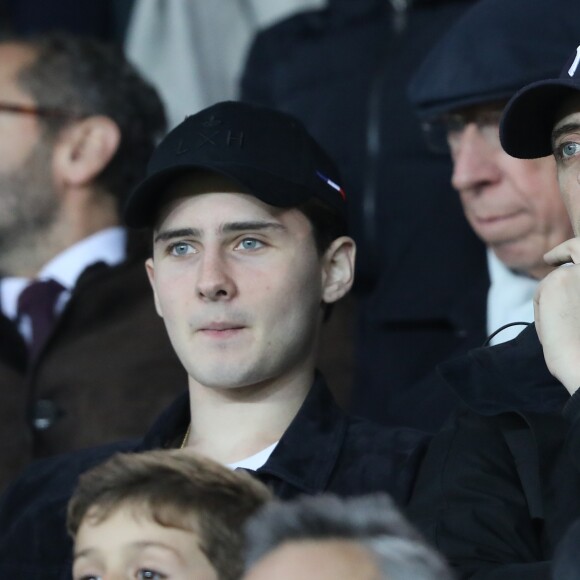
[408, 0, 580, 119]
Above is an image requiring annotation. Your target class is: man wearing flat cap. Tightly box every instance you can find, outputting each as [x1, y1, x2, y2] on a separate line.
[0, 100, 427, 576]
[391, 0, 580, 439]
[408, 44, 580, 579]
[409, 0, 577, 353]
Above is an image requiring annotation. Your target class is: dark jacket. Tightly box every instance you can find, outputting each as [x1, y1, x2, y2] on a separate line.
[241, 0, 487, 430]
[408, 324, 580, 579]
[0, 373, 428, 579]
[0, 247, 187, 491]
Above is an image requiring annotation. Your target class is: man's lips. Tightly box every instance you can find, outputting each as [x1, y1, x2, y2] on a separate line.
[197, 322, 246, 337]
[474, 210, 524, 224]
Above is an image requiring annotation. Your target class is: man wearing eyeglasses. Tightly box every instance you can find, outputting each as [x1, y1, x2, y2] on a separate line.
[406, 42, 580, 579]
[0, 34, 185, 490]
[408, 0, 576, 349]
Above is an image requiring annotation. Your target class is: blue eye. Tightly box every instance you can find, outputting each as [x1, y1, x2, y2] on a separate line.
[137, 570, 166, 580]
[169, 242, 193, 256]
[559, 142, 580, 159]
[237, 238, 263, 250]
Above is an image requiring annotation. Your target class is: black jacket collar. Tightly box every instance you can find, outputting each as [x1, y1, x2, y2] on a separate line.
[138, 373, 347, 494]
[438, 324, 569, 415]
[256, 373, 347, 494]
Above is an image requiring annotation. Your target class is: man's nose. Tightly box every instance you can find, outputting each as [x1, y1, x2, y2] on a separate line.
[195, 249, 237, 301]
[450, 124, 501, 193]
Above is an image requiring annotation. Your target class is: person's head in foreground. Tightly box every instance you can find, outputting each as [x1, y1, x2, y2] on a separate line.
[123, 100, 354, 396]
[242, 494, 455, 580]
[501, 43, 580, 236]
[67, 450, 272, 580]
[409, 0, 579, 280]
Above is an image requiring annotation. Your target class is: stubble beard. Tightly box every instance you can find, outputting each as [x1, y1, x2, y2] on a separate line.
[0, 138, 60, 276]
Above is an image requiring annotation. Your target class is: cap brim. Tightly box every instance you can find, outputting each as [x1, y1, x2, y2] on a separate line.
[123, 163, 314, 228]
[500, 78, 580, 159]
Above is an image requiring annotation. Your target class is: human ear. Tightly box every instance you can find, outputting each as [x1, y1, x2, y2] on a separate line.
[321, 236, 356, 304]
[53, 116, 121, 187]
[145, 257, 164, 318]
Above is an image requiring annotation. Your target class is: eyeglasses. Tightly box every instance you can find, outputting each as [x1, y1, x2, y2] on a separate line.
[0, 101, 81, 121]
[422, 109, 504, 154]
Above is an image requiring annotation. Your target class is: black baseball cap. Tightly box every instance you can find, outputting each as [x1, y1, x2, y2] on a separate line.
[500, 45, 580, 159]
[124, 100, 347, 228]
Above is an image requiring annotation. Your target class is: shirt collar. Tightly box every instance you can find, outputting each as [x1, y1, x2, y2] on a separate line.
[0, 227, 127, 320]
[38, 227, 127, 289]
[439, 324, 569, 415]
[256, 372, 347, 494]
[486, 249, 537, 344]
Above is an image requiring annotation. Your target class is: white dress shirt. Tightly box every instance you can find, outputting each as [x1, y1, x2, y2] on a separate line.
[486, 249, 538, 346]
[0, 227, 127, 342]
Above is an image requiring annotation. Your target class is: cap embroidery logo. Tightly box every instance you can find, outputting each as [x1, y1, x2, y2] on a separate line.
[226, 130, 244, 147]
[316, 171, 346, 201]
[569, 44, 580, 77]
[201, 115, 222, 128]
[175, 139, 189, 156]
[196, 130, 219, 148]
[193, 115, 223, 149]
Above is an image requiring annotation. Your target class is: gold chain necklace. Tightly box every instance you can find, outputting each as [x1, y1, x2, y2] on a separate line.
[180, 423, 191, 449]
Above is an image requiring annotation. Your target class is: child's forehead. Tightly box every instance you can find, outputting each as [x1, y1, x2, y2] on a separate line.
[80, 501, 200, 536]
[73, 506, 217, 578]
[76, 503, 204, 556]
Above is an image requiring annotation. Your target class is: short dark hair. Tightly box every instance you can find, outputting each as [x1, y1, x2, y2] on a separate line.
[67, 450, 272, 580]
[16, 33, 166, 205]
[297, 198, 348, 256]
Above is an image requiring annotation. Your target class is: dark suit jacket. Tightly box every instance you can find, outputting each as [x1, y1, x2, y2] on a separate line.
[0, 250, 187, 491]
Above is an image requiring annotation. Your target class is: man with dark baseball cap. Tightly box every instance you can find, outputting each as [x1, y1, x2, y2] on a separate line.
[499, 44, 580, 402]
[0, 100, 427, 575]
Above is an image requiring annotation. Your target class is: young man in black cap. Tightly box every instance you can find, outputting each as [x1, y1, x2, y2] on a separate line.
[0, 101, 427, 577]
[408, 45, 580, 579]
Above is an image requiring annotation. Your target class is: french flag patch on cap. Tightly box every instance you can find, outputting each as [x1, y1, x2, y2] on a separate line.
[316, 171, 346, 201]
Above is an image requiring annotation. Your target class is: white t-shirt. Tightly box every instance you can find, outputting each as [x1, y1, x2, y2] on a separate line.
[227, 442, 278, 471]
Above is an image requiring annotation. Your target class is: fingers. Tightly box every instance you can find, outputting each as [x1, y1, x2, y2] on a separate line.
[533, 259, 580, 395]
[533, 285, 542, 345]
[544, 237, 580, 266]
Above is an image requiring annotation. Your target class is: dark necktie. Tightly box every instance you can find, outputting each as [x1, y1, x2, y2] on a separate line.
[17, 279, 65, 358]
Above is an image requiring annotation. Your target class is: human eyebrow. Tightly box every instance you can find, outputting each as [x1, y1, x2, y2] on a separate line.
[73, 548, 96, 560]
[130, 541, 186, 562]
[154, 227, 201, 243]
[221, 221, 286, 234]
[552, 123, 580, 148]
